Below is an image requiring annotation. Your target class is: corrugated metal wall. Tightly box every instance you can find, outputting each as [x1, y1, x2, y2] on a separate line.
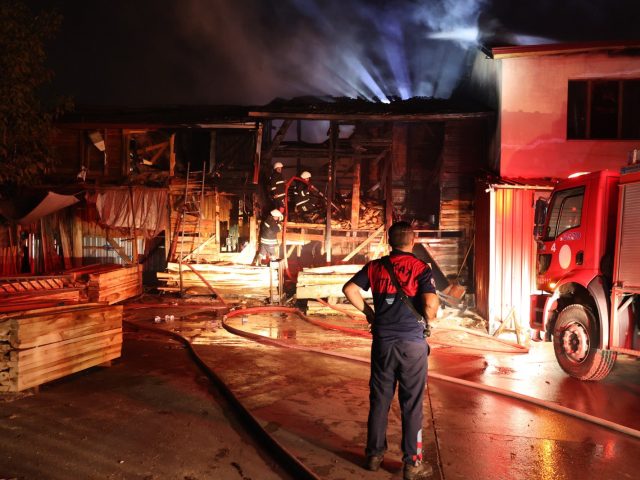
[474, 183, 491, 320]
[476, 186, 540, 334]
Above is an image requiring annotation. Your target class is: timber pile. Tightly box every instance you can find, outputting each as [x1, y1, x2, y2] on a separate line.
[0, 276, 81, 306]
[0, 304, 122, 392]
[440, 199, 473, 231]
[323, 199, 385, 230]
[157, 262, 278, 299]
[296, 265, 371, 299]
[358, 199, 384, 229]
[85, 265, 142, 304]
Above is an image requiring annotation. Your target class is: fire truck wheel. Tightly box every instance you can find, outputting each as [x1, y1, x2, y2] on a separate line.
[552, 304, 617, 381]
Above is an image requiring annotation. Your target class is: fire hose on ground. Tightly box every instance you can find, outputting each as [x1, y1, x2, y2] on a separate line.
[220, 305, 640, 441]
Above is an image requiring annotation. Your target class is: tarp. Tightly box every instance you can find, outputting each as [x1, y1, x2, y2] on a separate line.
[0, 192, 79, 225]
[95, 187, 168, 238]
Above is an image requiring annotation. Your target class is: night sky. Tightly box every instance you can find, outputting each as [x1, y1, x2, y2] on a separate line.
[25, 0, 640, 106]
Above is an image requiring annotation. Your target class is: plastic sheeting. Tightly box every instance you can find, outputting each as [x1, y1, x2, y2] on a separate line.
[95, 187, 168, 238]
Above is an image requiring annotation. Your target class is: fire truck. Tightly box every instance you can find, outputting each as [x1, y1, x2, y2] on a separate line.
[530, 165, 640, 380]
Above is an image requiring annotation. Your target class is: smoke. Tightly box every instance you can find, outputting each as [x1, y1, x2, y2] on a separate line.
[175, 0, 486, 104]
[39, 0, 640, 106]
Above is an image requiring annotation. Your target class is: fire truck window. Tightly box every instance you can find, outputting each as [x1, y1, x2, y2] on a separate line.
[544, 187, 584, 241]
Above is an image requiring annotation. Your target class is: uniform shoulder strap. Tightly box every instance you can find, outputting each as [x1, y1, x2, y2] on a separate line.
[380, 256, 425, 325]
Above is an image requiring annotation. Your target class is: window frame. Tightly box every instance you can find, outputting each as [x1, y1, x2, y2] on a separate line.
[544, 186, 585, 241]
[567, 78, 640, 140]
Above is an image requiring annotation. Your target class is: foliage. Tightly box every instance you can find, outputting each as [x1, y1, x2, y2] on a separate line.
[0, 1, 66, 192]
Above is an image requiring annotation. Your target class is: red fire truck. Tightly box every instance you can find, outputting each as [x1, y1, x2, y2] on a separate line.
[530, 166, 640, 380]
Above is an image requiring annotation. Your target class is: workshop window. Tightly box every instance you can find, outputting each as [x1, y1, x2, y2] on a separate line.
[567, 79, 640, 140]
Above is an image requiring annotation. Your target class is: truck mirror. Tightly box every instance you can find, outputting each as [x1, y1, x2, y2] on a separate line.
[534, 198, 548, 238]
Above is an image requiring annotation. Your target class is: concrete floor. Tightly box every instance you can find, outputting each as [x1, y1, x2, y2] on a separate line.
[2, 300, 640, 479]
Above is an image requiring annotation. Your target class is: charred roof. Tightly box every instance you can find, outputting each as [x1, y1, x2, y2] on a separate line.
[58, 96, 493, 128]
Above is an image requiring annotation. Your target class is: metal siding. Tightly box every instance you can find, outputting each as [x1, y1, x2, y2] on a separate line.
[617, 182, 640, 288]
[474, 183, 491, 320]
[488, 188, 537, 334]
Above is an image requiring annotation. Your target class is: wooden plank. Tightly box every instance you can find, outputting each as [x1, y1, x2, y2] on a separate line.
[13, 329, 122, 370]
[14, 345, 121, 391]
[296, 283, 371, 299]
[351, 157, 361, 230]
[341, 225, 385, 262]
[105, 235, 133, 265]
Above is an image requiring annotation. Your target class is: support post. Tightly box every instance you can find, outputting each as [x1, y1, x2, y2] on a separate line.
[351, 155, 361, 230]
[325, 122, 338, 263]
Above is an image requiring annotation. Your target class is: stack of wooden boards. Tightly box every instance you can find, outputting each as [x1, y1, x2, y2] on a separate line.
[296, 265, 371, 299]
[0, 276, 80, 307]
[87, 265, 142, 304]
[0, 303, 122, 392]
[157, 262, 279, 299]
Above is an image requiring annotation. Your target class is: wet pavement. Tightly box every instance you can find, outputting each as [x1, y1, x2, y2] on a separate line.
[123, 304, 640, 480]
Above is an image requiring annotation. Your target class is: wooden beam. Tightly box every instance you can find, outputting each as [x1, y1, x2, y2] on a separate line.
[106, 235, 132, 265]
[136, 141, 169, 155]
[180, 234, 217, 262]
[248, 111, 494, 122]
[341, 224, 384, 263]
[325, 122, 338, 263]
[351, 156, 361, 230]
[252, 122, 263, 184]
[169, 133, 176, 177]
[263, 119, 292, 163]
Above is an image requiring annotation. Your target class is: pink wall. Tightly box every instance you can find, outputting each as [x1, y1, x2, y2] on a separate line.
[499, 53, 640, 178]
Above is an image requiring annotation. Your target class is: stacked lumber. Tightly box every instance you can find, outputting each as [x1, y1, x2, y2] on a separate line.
[440, 199, 473, 231]
[0, 275, 80, 307]
[0, 304, 122, 392]
[296, 265, 371, 299]
[157, 262, 278, 298]
[87, 265, 142, 304]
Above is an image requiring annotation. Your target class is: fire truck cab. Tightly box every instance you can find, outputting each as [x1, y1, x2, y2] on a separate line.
[530, 168, 640, 380]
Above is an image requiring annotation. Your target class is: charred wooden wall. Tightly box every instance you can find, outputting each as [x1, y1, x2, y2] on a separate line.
[439, 119, 488, 232]
[51, 127, 126, 182]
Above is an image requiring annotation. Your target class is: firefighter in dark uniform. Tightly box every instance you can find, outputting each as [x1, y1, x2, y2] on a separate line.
[290, 171, 315, 222]
[268, 162, 286, 211]
[252, 209, 283, 266]
[342, 221, 439, 480]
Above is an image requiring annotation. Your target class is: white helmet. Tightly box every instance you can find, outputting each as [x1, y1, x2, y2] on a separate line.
[300, 171, 311, 179]
[270, 209, 284, 218]
[273, 162, 283, 169]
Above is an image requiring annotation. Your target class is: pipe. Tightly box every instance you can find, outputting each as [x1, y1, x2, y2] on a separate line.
[222, 307, 640, 441]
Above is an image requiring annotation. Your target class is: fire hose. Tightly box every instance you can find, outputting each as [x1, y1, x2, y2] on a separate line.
[221, 306, 640, 441]
[123, 317, 320, 480]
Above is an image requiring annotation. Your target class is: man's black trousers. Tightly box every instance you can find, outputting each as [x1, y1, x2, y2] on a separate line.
[366, 339, 428, 464]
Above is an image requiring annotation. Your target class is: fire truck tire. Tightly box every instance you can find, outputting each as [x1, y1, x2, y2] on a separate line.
[552, 304, 617, 381]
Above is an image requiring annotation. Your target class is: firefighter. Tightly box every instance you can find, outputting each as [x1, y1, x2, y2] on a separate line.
[252, 209, 283, 266]
[268, 162, 286, 211]
[342, 221, 439, 480]
[290, 171, 317, 222]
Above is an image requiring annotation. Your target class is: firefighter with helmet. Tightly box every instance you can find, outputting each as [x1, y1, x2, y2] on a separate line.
[268, 162, 286, 211]
[252, 209, 284, 266]
[290, 170, 317, 222]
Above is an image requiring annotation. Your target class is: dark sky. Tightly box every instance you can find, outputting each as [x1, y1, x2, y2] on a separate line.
[26, 0, 640, 106]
